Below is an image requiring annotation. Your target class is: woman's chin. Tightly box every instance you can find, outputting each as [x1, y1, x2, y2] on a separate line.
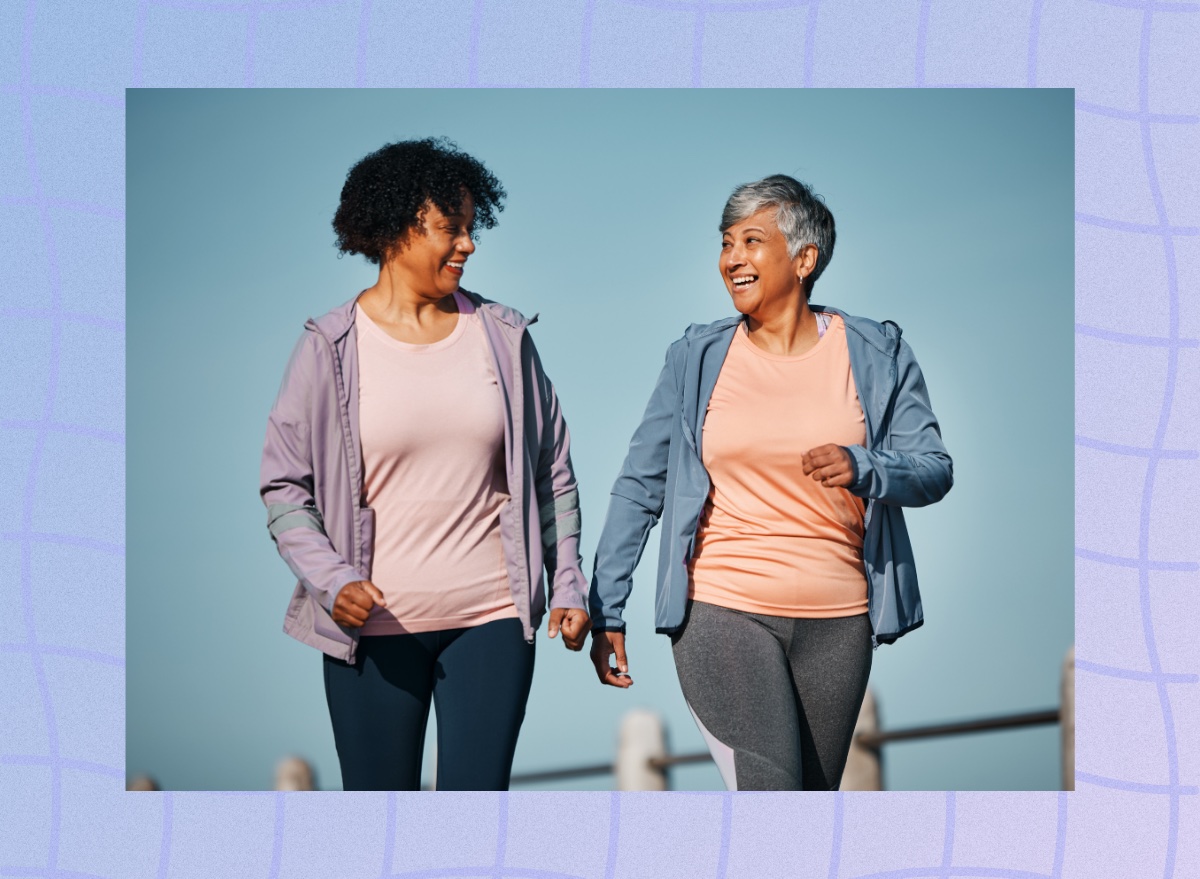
[727, 293, 757, 315]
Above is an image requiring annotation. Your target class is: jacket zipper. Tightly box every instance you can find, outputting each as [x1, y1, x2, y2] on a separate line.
[867, 333, 900, 649]
[313, 321, 363, 661]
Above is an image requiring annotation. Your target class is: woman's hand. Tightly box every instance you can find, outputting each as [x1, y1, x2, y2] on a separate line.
[548, 608, 592, 651]
[331, 580, 386, 628]
[590, 631, 633, 688]
[801, 444, 855, 488]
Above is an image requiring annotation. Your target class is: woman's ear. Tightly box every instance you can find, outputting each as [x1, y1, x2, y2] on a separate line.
[794, 243, 819, 280]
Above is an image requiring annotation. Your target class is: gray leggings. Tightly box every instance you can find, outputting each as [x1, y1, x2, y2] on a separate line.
[671, 600, 873, 791]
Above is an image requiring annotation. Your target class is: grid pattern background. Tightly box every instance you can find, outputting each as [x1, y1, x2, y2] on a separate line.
[1, 0, 1197, 876]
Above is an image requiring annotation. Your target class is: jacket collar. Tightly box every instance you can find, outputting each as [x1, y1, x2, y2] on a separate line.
[307, 296, 357, 343]
[680, 305, 901, 358]
[306, 288, 536, 343]
[814, 304, 902, 358]
[461, 289, 537, 329]
[682, 315, 741, 341]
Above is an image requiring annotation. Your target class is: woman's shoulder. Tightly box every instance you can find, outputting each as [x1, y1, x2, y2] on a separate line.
[459, 288, 536, 329]
[306, 295, 359, 343]
[647, 316, 740, 367]
[673, 315, 741, 349]
[818, 306, 906, 355]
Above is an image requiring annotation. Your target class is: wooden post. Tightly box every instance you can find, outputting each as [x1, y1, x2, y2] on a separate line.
[616, 709, 667, 791]
[842, 687, 882, 791]
[275, 756, 315, 791]
[1062, 646, 1074, 791]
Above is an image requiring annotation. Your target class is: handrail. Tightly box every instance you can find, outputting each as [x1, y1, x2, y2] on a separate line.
[508, 706, 1062, 786]
[855, 708, 1059, 750]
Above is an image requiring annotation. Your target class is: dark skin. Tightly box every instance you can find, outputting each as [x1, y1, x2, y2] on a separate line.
[332, 196, 592, 652]
[590, 629, 633, 688]
[591, 206, 854, 686]
[801, 444, 855, 487]
[334, 581, 589, 650]
[332, 580, 388, 628]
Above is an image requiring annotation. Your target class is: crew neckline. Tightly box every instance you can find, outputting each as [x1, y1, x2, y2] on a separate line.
[737, 311, 841, 362]
[356, 290, 472, 353]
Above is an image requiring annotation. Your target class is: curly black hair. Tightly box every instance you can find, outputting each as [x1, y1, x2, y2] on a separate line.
[332, 137, 506, 265]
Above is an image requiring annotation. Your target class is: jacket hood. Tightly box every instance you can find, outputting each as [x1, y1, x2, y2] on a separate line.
[462, 289, 538, 329]
[682, 315, 741, 341]
[681, 306, 902, 357]
[306, 288, 536, 342]
[817, 305, 902, 357]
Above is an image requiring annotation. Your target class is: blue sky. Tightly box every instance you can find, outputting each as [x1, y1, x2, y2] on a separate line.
[126, 88, 1072, 791]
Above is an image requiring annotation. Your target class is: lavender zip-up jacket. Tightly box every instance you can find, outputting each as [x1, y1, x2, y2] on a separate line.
[260, 290, 587, 663]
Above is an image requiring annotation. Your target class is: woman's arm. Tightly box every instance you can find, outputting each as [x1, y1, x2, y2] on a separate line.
[589, 341, 682, 633]
[527, 336, 590, 649]
[588, 342, 682, 688]
[260, 332, 370, 615]
[842, 338, 953, 507]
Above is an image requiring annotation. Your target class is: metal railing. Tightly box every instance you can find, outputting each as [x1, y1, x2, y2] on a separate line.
[128, 648, 1075, 792]
[509, 646, 1076, 791]
[854, 707, 1059, 750]
[509, 705, 1062, 790]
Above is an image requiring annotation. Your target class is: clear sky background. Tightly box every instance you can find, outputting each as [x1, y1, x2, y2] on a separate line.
[126, 88, 1073, 791]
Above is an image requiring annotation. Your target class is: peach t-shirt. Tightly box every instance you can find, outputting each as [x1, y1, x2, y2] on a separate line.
[355, 291, 516, 635]
[688, 314, 869, 618]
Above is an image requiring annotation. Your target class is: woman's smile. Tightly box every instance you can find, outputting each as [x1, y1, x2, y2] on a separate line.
[720, 206, 805, 319]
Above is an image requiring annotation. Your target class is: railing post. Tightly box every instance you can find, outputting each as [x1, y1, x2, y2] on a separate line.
[616, 709, 667, 791]
[842, 687, 882, 791]
[275, 756, 315, 791]
[1062, 646, 1074, 791]
[126, 774, 160, 791]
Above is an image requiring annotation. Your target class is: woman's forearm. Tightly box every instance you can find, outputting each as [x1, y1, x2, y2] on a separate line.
[847, 340, 953, 507]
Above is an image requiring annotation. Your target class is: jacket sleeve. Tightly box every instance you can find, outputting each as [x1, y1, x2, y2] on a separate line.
[260, 331, 364, 612]
[845, 338, 953, 507]
[527, 335, 589, 611]
[589, 341, 682, 633]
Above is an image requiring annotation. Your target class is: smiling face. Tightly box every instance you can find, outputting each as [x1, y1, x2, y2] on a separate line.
[720, 206, 809, 320]
[388, 193, 477, 299]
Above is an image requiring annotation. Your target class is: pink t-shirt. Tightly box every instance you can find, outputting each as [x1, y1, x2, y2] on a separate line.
[689, 314, 869, 618]
[355, 291, 517, 634]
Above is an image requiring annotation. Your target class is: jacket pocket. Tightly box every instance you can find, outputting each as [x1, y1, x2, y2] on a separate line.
[680, 417, 698, 452]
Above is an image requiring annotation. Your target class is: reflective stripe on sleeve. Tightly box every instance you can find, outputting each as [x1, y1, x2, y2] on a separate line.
[539, 489, 580, 548]
[267, 503, 326, 539]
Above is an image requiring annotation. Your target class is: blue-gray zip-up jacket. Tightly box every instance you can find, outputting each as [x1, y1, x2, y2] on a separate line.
[589, 306, 953, 646]
[261, 291, 587, 664]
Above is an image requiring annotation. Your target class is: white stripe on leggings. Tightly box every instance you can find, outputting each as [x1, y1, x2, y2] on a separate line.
[685, 700, 738, 791]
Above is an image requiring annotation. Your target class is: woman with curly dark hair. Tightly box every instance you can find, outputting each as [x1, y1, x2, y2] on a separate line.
[260, 138, 590, 791]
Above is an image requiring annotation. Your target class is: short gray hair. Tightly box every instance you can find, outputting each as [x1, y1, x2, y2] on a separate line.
[720, 174, 836, 287]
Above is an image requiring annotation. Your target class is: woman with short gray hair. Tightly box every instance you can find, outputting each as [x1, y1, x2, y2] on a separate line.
[589, 174, 953, 790]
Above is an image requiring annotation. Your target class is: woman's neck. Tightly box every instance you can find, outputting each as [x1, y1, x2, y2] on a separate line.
[357, 265, 459, 345]
[745, 298, 819, 356]
[361, 264, 456, 328]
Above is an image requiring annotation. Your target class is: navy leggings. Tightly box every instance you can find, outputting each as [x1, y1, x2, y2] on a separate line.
[322, 617, 535, 791]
